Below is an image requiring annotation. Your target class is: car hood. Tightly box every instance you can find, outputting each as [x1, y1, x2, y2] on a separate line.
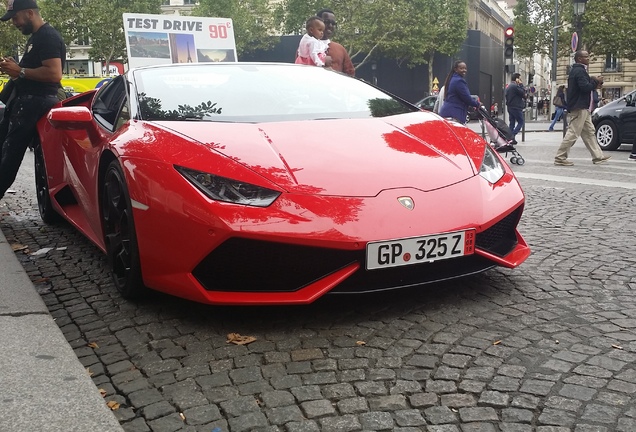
[594, 98, 626, 116]
[154, 113, 478, 196]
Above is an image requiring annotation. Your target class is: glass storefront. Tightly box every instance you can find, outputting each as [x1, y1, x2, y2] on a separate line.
[602, 87, 622, 101]
[65, 61, 90, 76]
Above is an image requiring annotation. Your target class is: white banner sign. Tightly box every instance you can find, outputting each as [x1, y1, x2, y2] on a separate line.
[123, 13, 237, 69]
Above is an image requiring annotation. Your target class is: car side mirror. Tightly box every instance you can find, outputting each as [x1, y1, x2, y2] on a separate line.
[48, 106, 93, 130]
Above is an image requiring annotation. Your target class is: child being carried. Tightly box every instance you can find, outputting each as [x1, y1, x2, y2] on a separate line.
[295, 16, 332, 68]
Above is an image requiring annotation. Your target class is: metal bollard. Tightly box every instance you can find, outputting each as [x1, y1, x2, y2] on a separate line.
[521, 108, 526, 143]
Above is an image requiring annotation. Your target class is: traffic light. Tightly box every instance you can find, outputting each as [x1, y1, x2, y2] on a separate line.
[504, 26, 514, 59]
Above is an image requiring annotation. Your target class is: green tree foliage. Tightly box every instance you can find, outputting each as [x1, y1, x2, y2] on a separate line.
[275, 0, 321, 35]
[40, 0, 82, 47]
[192, 0, 276, 56]
[381, 0, 468, 96]
[0, 22, 26, 60]
[511, 0, 561, 58]
[584, 0, 636, 60]
[41, 0, 160, 70]
[277, 0, 468, 93]
[513, 0, 636, 60]
[82, 0, 162, 69]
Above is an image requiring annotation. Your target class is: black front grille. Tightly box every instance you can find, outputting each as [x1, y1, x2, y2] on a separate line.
[192, 238, 361, 293]
[330, 254, 496, 294]
[192, 206, 522, 294]
[475, 206, 522, 257]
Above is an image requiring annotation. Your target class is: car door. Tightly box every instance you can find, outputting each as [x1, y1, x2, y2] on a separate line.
[61, 76, 129, 245]
[421, 96, 436, 111]
[617, 91, 636, 143]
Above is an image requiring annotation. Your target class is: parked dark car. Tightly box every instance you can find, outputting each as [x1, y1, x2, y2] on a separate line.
[415, 94, 480, 122]
[592, 90, 636, 150]
[414, 95, 437, 111]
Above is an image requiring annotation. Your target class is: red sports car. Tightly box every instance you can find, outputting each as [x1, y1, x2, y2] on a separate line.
[35, 63, 530, 305]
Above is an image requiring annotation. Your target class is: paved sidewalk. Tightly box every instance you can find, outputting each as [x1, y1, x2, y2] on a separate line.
[0, 228, 123, 431]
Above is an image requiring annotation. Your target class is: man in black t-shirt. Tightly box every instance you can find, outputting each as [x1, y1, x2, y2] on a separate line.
[0, 0, 65, 200]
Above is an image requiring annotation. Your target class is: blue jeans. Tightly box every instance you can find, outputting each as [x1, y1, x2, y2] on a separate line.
[507, 108, 524, 136]
[549, 107, 565, 130]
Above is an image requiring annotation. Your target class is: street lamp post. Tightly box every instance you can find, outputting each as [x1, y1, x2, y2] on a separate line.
[550, 0, 559, 124]
[573, 0, 588, 51]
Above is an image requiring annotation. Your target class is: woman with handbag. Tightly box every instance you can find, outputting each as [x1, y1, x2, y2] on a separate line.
[549, 85, 566, 131]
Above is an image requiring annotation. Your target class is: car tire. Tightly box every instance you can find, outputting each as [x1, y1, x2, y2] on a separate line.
[596, 120, 620, 151]
[33, 141, 61, 224]
[102, 160, 145, 299]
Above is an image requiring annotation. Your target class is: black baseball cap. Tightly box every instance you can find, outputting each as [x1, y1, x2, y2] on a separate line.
[1, 0, 39, 22]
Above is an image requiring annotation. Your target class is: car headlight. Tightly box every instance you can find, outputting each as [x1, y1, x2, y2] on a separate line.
[175, 166, 281, 207]
[479, 145, 505, 184]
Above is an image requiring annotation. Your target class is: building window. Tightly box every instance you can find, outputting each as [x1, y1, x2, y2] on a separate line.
[76, 27, 89, 46]
[605, 54, 618, 72]
[161, 0, 170, 5]
[184, 0, 197, 5]
[602, 87, 621, 101]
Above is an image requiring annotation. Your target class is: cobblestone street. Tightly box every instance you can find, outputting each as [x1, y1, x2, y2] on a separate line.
[2, 134, 636, 432]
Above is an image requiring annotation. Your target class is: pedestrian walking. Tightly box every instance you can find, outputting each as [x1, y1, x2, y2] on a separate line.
[295, 16, 330, 67]
[0, 0, 65, 200]
[554, 50, 611, 166]
[505, 73, 526, 144]
[316, 8, 354, 76]
[548, 85, 566, 131]
[438, 60, 480, 125]
[630, 138, 636, 161]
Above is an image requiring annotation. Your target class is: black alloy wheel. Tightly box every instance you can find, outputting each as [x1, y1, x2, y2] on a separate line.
[33, 142, 61, 224]
[102, 160, 145, 299]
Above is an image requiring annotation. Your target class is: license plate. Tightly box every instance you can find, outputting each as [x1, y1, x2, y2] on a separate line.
[366, 230, 475, 270]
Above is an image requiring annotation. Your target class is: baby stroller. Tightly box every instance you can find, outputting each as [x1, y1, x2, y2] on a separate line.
[477, 106, 525, 165]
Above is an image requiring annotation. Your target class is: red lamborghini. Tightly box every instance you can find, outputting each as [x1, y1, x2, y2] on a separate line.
[35, 63, 530, 305]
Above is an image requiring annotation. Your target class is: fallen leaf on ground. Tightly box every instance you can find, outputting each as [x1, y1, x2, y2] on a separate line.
[86, 368, 94, 377]
[99, 389, 107, 397]
[356, 341, 366, 346]
[10, 243, 28, 251]
[226, 333, 257, 345]
[179, 413, 186, 421]
[106, 401, 120, 410]
[493, 340, 501, 345]
[87, 342, 99, 349]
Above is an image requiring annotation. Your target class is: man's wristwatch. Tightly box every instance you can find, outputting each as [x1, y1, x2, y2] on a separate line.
[19, 68, 26, 79]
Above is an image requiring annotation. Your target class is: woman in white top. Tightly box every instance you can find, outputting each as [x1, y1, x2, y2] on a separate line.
[433, 86, 445, 114]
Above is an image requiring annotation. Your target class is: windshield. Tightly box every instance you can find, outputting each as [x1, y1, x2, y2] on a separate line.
[133, 63, 417, 122]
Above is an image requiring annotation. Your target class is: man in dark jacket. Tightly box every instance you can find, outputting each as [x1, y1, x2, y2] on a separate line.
[554, 50, 610, 166]
[505, 73, 526, 144]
